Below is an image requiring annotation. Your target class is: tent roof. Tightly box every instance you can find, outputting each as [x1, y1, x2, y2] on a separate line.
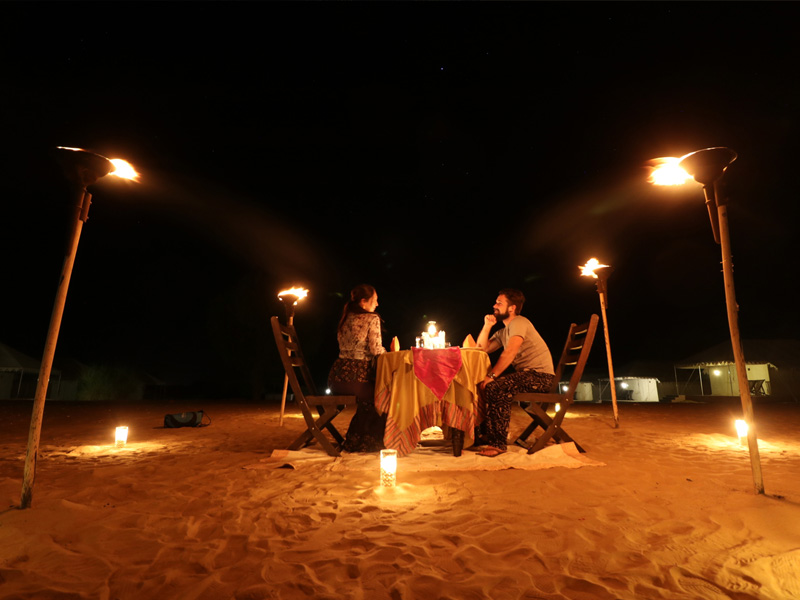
[0, 342, 41, 372]
[675, 339, 800, 369]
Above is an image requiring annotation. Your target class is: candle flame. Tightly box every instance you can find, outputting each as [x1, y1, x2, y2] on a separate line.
[427, 322, 437, 336]
[579, 258, 609, 278]
[647, 157, 692, 186]
[109, 159, 140, 181]
[278, 287, 309, 304]
[735, 419, 748, 438]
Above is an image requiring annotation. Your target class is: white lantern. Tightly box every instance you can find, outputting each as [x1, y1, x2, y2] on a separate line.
[427, 321, 437, 337]
[115, 426, 128, 448]
[735, 419, 748, 446]
[380, 449, 398, 487]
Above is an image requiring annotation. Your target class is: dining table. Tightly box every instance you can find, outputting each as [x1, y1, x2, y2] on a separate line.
[374, 347, 491, 456]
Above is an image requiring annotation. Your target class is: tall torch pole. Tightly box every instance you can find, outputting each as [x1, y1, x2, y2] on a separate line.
[277, 287, 308, 426]
[580, 259, 619, 428]
[650, 147, 764, 495]
[21, 147, 137, 509]
[682, 148, 764, 495]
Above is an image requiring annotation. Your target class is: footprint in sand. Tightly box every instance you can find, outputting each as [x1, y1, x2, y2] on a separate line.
[670, 566, 731, 599]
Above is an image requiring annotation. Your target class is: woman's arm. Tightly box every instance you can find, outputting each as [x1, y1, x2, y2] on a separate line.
[366, 314, 386, 356]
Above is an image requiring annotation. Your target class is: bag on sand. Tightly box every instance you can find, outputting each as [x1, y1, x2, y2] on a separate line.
[164, 410, 211, 428]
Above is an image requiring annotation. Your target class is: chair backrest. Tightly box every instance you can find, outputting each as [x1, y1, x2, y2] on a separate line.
[271, 315, 319, 402]
[549, 315, 600, 400]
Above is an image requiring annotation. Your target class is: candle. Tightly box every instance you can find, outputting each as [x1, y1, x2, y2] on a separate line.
[115, 426, 128, 448]
[380, 449, 398, 487]
[735, 419, 748, 446]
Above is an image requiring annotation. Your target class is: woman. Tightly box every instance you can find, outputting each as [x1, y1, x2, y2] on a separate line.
[327, 284, 387, 452]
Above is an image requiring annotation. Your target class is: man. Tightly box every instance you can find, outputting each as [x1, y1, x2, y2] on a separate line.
[475, 288, 555, 456]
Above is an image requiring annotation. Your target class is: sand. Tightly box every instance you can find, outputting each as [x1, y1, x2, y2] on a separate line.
[1, 398, 799, 600]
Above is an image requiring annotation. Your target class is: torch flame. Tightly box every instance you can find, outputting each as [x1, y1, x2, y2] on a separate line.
[647, 157, 692, 186]
[579, 258, 609, 278]
[278, 287, 309, 304]
[109, 159, 140, 181]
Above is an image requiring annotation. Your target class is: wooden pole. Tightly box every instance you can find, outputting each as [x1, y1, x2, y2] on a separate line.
[714, 184, 765, 494]
[278, 312, 294, 426]
[597, 287, 620, 428]
[21, 189, 91, 509]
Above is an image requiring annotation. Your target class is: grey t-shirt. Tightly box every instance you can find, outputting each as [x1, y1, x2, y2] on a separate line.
[490, 315, 554, 375]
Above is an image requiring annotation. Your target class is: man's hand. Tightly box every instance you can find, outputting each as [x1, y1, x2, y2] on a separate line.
[477, 315, 498, 353]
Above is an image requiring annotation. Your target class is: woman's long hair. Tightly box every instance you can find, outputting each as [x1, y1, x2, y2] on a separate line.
[337, 284, 377, 333]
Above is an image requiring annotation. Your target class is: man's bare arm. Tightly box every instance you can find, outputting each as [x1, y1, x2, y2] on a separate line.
[476, 314, 500, 352]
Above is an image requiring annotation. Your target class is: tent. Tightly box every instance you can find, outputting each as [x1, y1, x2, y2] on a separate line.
[674, 339, 800, 399]
[0, 342, 55, 399]
[598, 377, 661, 403]
[560, 381, 596, 402]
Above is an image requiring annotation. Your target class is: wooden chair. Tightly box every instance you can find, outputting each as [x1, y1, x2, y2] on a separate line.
[271, 316, 356, 457]
[510, 315, 599, 454]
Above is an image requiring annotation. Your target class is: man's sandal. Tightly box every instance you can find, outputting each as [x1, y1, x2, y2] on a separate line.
[477, 447, 506, 458]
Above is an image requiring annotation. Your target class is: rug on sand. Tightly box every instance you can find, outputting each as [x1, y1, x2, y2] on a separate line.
[244, 442, 605, 472]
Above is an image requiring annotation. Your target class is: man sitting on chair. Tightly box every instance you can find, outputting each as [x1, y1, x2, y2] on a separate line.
[475, 288, 555, 457]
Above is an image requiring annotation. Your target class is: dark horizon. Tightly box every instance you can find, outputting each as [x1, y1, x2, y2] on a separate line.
[2, 4, 799, 397]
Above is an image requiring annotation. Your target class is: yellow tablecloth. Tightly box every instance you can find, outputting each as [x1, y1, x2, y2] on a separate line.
[375, 348, 491, 456]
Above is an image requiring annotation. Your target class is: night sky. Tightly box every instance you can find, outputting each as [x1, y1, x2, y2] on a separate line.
[2, 3, 799, 397]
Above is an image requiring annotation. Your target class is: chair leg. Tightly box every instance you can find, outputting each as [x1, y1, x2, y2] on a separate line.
[316, 406, 346, 445]
[527, 425, 557, 454]
[511, 420, 539, 449]
[526, 410, 586, 454]
[288, 411, 344, 457]
[512, 403, 552, 448]
[287, 429, 315, 451]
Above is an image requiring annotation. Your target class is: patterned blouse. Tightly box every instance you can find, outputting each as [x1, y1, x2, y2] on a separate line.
[338, 313, 386, 360]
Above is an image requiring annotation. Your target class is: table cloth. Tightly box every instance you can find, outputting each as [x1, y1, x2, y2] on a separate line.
[375, 347, 491, 456]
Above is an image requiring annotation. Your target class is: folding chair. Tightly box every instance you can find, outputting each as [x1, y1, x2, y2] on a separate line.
[510, 315, 599, 454]
[271, 316, 356, 457]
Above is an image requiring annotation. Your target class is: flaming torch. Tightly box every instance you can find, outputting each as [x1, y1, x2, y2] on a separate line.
[579, 258, 619, 428]
[277, 287, 309, 426]
[649, 147, 764, 495]
[21, 147, 138, 509]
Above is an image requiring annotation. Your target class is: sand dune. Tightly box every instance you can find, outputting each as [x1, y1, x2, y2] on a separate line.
[1, 399, 799, 599]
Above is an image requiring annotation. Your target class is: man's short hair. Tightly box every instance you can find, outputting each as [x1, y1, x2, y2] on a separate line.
[498, 288, 525, 315]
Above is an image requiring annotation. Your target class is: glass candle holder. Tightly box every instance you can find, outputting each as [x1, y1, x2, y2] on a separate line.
[380, 449, 398, 487]
[735, 419, 748, 446]
[115, 426, 128, 448]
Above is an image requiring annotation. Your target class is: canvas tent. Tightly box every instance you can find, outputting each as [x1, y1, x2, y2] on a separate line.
[674, 339, 800, 399]
[560, 381, 595, 402]
[598, 376, 661, 402]
[0, 342, 60, 399]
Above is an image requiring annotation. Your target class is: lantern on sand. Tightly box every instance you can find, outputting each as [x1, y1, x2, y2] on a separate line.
[115, 426, 129, 448]
[380, 449, 398, 487]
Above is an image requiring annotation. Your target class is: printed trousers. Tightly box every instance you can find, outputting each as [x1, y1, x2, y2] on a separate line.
[480, 370, 555, 450]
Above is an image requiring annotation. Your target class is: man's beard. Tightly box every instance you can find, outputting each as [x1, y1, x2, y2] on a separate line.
[493, 308, 510, 320]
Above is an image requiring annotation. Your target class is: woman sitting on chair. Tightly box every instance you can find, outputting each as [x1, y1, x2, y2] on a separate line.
[328, 284, 387, 452]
